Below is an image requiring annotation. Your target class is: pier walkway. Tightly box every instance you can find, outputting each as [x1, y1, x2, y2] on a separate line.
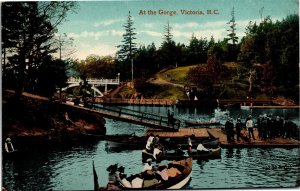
[146, 128, 210, 138]
[63, 103, 180, 131]
[207, 128, 299, 148]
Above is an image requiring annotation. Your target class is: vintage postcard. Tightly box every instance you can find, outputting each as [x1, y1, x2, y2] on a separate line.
[2, 0, 299, 190]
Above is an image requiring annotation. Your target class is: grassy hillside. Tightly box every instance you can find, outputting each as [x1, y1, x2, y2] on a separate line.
[157, 65, 199, 85]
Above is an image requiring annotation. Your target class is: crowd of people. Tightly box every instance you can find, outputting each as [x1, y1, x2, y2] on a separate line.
[225, 114, 298, 142]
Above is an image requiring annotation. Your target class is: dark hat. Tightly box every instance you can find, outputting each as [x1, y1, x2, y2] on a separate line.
[106, 164, 118, 172]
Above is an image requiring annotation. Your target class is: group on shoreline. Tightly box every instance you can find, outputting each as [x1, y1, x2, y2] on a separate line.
[224, 114, 297, 142]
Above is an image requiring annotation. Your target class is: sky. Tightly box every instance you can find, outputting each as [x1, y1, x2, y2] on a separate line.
[57, 0, 299, 60]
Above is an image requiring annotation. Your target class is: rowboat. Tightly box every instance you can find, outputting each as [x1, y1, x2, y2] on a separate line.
[185, 120, 221, 127]
[105, 135, 219, 151]
[161, 137, 220, 150]
[142, 147, 221, 162]
[92, 157, 193, 190]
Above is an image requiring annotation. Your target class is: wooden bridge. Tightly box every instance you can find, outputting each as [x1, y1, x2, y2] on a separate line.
[63, 102, 180, 131]
[93, 97, 175, 106]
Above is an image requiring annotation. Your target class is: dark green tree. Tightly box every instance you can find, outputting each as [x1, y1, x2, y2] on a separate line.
[225, 7, 239, 61]
[159, 22, 178, 68]
[1, 2, 76, 99]
[226, 7, 238, 45]
[116, 11, 137, 80]
[35, 56, 68, 96]
[187, 34, 208, 64]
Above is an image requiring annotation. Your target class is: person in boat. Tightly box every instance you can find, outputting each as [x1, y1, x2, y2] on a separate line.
[175, 144, 185, 156]
[156, 164, 169, 182]
[106, 164, 122, 190]
[196, 143, 210, 154]
[210, 117, 217, 123]
[235, 117, 243, 141]
[187, 137, 192, 154]
[246, 115, 255, 140]
[145, 133, 154, 151]
[5, 138, 15, 153]
[143, 158, 153, 172]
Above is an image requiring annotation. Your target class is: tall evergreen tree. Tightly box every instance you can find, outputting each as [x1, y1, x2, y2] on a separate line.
[163, 21, 173, 43]
[116, 11, 137, 61]
[159, 21, 177, 68]
[226, 7, 238, 45]
[116, 11, 137, 80]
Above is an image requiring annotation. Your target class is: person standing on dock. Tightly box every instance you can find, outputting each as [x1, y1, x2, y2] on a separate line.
[167, 109, 171, 126]
[235, 117, 243, 141]
[246, 115, 255, 140]
[225, 118, 234, 142]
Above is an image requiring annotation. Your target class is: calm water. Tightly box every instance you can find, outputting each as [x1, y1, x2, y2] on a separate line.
[2, 105, 300, 190]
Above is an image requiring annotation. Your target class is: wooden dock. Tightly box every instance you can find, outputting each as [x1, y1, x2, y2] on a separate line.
[207, 128, 300, 148]
[145, 126, 299, 148]
[146, 128, 210, 138]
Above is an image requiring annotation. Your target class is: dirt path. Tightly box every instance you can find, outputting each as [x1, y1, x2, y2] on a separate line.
[148, 74, 184, 88]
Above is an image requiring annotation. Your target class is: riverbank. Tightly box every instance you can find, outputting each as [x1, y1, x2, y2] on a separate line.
[3, 90, 106, 142]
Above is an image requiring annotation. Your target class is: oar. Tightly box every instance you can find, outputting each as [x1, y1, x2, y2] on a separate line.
[92, 161, 99, 191]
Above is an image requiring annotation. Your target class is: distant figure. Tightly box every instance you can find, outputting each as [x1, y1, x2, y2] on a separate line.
[170, 111, 175, 128]
[5, 138, 15, 153]
[225, 118, 234, 142]
[167, 109, 171, 126]
[235, 117, 243, 141]
[143, 158, 153, 172]
[246, 115, 255, 140]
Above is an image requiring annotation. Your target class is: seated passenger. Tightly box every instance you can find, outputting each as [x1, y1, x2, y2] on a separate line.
[143, 158, 153, 172]
[145, 134, 154, 151]
[106, 164, 121, 190]
[156, 164, 169, 181]
[196, 143, 210, 153]
[175, 144, 185, 156]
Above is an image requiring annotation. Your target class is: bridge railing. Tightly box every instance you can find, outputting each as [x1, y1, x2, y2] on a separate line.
[67, 77, 120, 84]
[91, 104, 180, 129]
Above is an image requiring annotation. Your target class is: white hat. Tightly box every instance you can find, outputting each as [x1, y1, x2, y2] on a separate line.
[146, 158, 152, 162]
[6, 138, 11, 142]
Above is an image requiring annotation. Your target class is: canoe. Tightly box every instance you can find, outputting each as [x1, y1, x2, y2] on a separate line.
[161, 137, 220, 150]
[106, 136, 219, 150]
[93, 157, 193, 190]
[162, 146, 221, 161]
[185, 120, 221, 127]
